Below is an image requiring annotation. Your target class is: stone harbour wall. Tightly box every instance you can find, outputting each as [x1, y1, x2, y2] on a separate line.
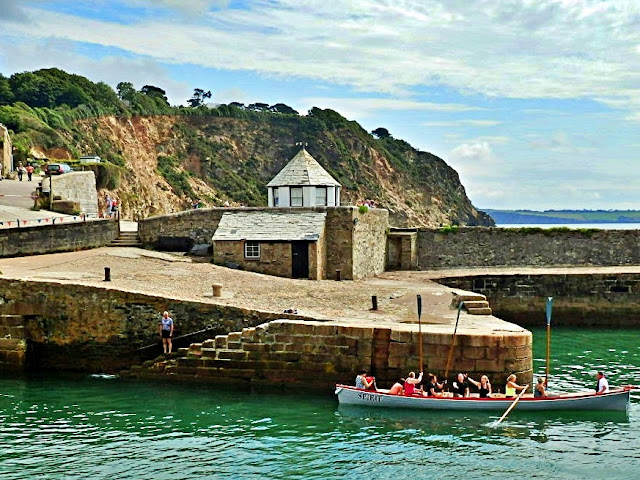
[0, 219, 118, 258]
[138, 208, 226, 248]
[438, 273, 640, 327]
[0, 315, 26, 372]
[46, 171, 99, 217]
[123, 320, 533, 392]
[418, 227, 640, 269]
[0, 278, 309, 372]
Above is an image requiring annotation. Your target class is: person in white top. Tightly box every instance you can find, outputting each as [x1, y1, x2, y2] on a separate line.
[596, 371, 610, 394]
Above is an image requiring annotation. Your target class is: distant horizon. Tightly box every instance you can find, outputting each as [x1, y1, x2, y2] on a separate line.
[2, 1, 640, 210]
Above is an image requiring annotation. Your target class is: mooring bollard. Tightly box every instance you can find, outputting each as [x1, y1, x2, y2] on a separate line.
[212, 283, 223, 297]
[336, 269, 341, 281]
[371, 295, 378, 310]
[104, 267, 111, 282]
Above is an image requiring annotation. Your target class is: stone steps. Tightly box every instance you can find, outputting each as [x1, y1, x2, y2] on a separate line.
[451, 293, 492, 315]
[109, 231, 142, 247]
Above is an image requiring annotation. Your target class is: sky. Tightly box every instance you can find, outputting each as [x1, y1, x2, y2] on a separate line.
[1, 0, 640, 211]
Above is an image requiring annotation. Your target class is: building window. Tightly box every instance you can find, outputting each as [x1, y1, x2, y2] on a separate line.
[291, 187, 303, 207]
[273, 188, 279, 206]
[315, 187, 327, 206]
[245, 241, 260, 259]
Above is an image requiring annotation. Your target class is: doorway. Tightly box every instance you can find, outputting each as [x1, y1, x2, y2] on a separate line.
[292, 241, 310, 278]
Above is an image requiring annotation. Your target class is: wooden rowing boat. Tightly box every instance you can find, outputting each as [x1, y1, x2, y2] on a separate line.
[335, 385, 632, 411]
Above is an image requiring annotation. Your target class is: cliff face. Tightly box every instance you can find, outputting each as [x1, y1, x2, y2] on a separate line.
[47, 111, 493, 227]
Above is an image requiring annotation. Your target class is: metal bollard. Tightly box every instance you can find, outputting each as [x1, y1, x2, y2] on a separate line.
[104, 267, 111, 282]
[336, 269, 341, 281]
[371, 295, 378, 310]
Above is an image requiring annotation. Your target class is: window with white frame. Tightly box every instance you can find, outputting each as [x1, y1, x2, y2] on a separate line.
[290, 187, 303, 207]
[245, 241, 260, 259]
[315, 187, 327, 206]
[273, 187, 279, 206]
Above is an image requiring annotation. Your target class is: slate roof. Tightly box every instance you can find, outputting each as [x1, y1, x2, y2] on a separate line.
[267, 148, 341, 187]
[212, 211, 327, 242]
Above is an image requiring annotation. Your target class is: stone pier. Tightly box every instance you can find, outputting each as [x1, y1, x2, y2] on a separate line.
[0, 315, 26, 372]
[122, 319, 532, 391]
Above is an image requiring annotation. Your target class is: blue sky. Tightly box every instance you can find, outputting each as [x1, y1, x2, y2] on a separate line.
[2, 0, 640, 210]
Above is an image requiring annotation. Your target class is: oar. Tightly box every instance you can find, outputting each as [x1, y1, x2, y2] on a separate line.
[444, 301, 464, 381]
[417, 294, 423, 372]
[545, 297, 553, 389]
[493, 385, 529, 426]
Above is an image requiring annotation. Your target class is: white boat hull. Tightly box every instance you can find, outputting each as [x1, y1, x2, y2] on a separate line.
[335, 385, 631, 412]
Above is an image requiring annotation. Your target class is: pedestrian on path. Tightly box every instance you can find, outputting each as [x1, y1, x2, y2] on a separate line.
[17, 163, 24, 181]
[26, 165, 34, 181]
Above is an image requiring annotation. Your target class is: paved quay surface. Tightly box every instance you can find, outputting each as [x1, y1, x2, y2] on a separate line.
[5, 247, 632, 336]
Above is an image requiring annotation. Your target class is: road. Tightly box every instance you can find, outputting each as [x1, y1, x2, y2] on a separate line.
[0, 174, 75, 223]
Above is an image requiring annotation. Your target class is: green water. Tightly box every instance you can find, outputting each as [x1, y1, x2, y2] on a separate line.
[1, 328, 639, 479]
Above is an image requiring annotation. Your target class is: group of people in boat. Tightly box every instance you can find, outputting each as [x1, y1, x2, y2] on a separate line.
[356, 369, 554, 398]
[356, 369, 612, 398]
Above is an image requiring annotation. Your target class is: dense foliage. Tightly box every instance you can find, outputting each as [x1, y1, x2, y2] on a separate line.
[0, 68, 493, 226]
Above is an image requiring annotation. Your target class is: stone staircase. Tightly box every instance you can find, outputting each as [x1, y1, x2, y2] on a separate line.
[109, 230, 142, 247]
[121, 320, 363, 387]
[451, 292, 493, 315]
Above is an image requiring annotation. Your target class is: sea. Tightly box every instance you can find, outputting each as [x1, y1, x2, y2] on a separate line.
[1, 327, 639, 479]
[497, 222, 640, 230]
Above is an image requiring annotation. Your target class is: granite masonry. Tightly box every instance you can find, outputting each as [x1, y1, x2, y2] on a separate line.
[418, 227, 640, 269]
[43, 171, 100, 217]
[438, 273, 640, 327]
[0, 219, 118, 258]
[123, 319, 533, 392]
[139, 206, 389, 280]
[0, 278, 308, 372]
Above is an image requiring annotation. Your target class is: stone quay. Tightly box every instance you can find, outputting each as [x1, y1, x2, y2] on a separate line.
[0, 247, 532, 391]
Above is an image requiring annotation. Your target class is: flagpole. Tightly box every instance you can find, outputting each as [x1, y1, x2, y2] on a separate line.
[545, 297, 553, 388]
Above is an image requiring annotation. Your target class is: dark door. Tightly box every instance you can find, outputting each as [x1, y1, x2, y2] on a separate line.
[292, 241, 310, 279]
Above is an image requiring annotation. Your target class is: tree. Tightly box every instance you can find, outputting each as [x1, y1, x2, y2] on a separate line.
[187, 88, 212, 107]
[270, 103, 298, 115]
[0, 74, 13, 105]
[229, 102, 245, 109]
[116, 82, 136, 102]
[140, 85, 169, 105]
[371, 127, 391, 139]
[248, 102, 269, 112]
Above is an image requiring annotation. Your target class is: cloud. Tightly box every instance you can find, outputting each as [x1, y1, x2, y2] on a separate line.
[0, 38, 191, 104]
[449, 141, 495, 165]
[528, 131, 596, 153]
[297, 97, 481, 119]
[423, 119, 501, 127]
[2, 0, 640, 114]
[0, 0, 30, 22]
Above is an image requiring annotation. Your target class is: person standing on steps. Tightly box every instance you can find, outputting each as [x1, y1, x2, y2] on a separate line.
[159, 311, 174, 354]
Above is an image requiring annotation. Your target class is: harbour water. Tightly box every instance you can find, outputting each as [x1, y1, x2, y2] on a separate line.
[497, 222, 640, 230]
[1, 328, 639, 479]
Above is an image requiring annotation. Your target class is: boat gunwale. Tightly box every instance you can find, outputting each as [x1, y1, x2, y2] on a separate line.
[335, 384, 631, 403]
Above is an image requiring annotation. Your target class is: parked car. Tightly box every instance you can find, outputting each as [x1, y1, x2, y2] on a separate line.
[44, 163, 72, 175]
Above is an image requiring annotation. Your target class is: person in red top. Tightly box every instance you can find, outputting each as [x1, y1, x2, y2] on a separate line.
[404, 371, 424, 396]
[26, 165, 34, 181]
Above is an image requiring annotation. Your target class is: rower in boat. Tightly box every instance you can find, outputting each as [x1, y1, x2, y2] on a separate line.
[535, 377, 548, 398]
[596, 371, 610, 394]
[404, 371, 425, 396]
[468, 375, 492, 398]
[451, 373, 470, 397]
[505, 374, 528, 398]
[355, 369, 377, 391]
